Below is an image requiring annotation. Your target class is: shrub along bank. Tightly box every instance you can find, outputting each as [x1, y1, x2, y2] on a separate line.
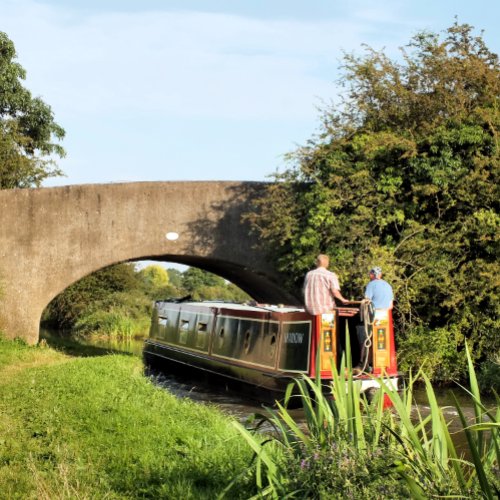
[232, 344, 500, 499]
[0, 337, 254, 499]
[43, 263, 250, 340]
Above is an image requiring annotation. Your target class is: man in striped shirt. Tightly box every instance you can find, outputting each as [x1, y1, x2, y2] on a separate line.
[303, 254, 348, 315]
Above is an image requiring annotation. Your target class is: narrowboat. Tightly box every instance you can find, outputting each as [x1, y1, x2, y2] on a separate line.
[143, 299, 400, 404]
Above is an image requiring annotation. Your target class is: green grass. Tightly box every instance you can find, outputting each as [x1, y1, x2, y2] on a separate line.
[0, 337, 254, 499]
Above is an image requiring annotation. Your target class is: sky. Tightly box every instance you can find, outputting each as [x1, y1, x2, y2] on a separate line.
[2, 0, 500, 188]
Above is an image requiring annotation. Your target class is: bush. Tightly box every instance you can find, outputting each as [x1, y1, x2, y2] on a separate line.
[75, 307, 150, 338]
[478, 355, 500, 396]
[233, 343, 499, 498]
[284, 441, 408, 499]
[398, 324, 467, 382]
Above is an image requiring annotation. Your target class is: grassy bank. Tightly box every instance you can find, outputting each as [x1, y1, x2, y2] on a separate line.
[0, 338, 253, 499]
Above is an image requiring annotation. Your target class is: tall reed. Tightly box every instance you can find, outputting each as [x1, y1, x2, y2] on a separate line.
[230, 339, 499, 498]
[74, 308, 149, 338]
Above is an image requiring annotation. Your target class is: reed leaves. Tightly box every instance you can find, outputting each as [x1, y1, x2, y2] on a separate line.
[230, 342, 499, 498]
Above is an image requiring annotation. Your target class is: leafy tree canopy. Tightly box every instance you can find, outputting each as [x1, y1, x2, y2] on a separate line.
[45, 263, 142, 329]
[138, 265, 169, 290]
[246, 22, 500, 381]
[166, 268, 183, 288]
[0, 31, 65, 188]
[182, 267, 226, 294]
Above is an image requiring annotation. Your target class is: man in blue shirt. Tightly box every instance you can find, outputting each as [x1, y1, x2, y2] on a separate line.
[353, 266, 394, 374]
[364, 266, 393, 309]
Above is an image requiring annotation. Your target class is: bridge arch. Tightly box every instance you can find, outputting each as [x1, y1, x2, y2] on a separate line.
[0, 182, 299, 344]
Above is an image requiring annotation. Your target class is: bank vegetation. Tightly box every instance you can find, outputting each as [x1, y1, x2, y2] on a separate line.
[0, 336, 498, 498]
[42, 264, 249, 339]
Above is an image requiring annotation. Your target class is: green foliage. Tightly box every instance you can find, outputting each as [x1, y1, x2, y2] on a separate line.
[74, 307, 151, 339]
[245, 22, 500, 382]
[138, 264, 169, 289]
[44, 263, 146, 331]
[478, 353, 500, 396]
[137, 264, 167, 293]
[233, 344, 499, 498]
[167, 268, 184, 288]
[182, 267, 225, 294]
[0, 32, 65, 188]
[0, 338, 254, 498]
[44, 263, 250, 337]
[170, 266, 250, 302]
[138, 264, 180, 301]
[284, 444, 406, 499]
[191, 283, 250, 302]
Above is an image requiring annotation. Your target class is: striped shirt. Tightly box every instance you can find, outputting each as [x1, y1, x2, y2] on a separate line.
[303, 267, 341, 315]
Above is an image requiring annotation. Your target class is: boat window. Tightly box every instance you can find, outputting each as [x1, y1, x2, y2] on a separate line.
[196, 322, 208, 348]
[243, 330, 251, 354]
[158, 317, 168, 327]
[218, 328, 224, 348]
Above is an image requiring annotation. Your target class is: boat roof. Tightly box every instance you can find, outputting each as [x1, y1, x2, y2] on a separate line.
[156, 300, 305, 314]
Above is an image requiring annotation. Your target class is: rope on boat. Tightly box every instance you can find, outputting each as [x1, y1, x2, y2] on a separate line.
[357, 299, 375, 375]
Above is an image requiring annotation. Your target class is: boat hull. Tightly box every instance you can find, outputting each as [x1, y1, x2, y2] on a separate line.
[143, 338, 297, 404]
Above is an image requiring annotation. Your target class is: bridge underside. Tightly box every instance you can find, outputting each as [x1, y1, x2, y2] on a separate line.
[142, 254, 299, 305]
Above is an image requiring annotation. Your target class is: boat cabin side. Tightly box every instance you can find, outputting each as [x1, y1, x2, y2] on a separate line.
[146, 300, 398, 381]
[148, 302, 314, 375]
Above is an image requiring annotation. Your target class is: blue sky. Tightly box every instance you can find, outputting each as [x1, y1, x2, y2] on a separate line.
[2, 0, 500, 187]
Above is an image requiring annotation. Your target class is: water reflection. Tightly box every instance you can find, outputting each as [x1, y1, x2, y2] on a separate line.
[146, 368, 267, 421]
[40, 328, 145, 357]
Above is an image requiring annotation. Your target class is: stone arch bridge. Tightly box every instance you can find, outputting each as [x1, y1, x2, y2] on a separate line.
[0, 182, 299, 344]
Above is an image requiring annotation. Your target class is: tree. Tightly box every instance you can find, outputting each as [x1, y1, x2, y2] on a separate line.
[45, 264, 143, 329]
[181, 267, 250, 302]
[0, 31, 65, 188]
[137, 264, 180, 300]
[181, 267, 225, 295]
[246, 22, 500, 381]
[138, 265, 169, 290]
[166, 268, 184, 289]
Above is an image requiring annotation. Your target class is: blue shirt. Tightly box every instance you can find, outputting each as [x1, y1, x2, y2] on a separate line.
[364, 279, 393, 309]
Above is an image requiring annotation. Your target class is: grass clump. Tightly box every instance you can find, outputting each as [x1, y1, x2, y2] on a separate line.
[74, 306, 151, 339]
[0, 337, 254, 498]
